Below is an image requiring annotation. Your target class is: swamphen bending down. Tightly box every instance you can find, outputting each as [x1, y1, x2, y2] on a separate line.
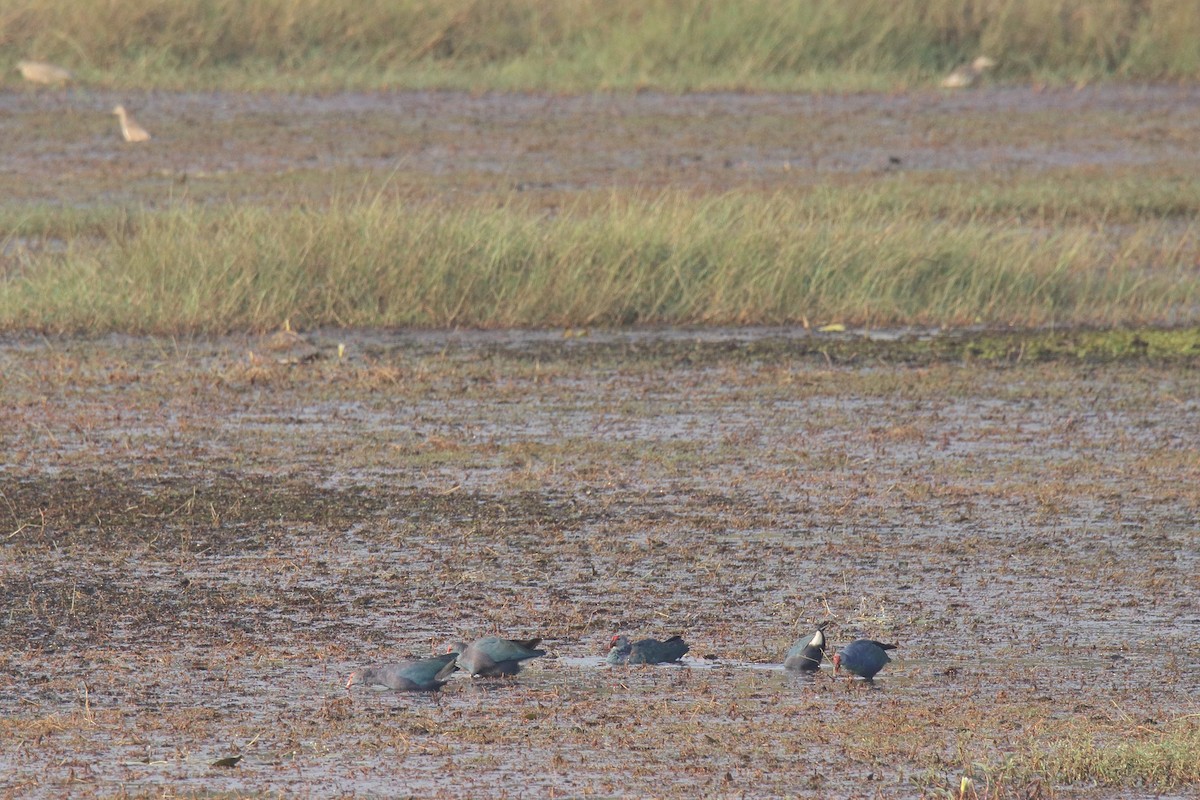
[606, 634, 689, 665]
[436, 636, 546, 679]
[346, 653, 458, 692]
[783, 622, 828, 672]
[832, 639, 896, 681]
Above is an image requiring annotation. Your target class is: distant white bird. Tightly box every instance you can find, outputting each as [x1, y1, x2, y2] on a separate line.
[112, 105, 151, 143]
[16, 60, 73, 86]
[941, 56, 996, 89]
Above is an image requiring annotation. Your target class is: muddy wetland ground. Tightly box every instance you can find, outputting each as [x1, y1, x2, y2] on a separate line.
[2, 330, 1198, 799]
[2, 81, 1200, 799]
[5, 85, 1200, 207]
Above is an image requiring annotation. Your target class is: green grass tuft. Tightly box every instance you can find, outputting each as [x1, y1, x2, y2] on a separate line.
[6, 0, 1200, 92]
[1, 186, 1196, 334]
[1032, 719, 1200, 789]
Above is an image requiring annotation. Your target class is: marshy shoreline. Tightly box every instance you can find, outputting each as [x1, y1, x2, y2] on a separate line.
[2, 85, 1198, 333]
[3, 8, 1200, 791]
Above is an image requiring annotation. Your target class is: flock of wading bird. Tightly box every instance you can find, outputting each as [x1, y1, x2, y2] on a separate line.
[345, 624, 898, 695]
[14, 52, 997, 145]
[16, 59, 151, 142]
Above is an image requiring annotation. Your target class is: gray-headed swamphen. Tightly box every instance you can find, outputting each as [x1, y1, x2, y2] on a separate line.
[606, 634, 689, 665]
[435, 636, 546, 679]
[346, 652, 458, 692]
[832, 639, 896, 681]
[783, 622, 828, 672]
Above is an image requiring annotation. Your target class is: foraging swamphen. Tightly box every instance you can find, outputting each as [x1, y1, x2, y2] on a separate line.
[783, 622, 828, 672]
[832, 639, 896, 681]
[435, 636, 546, 679]
[346, 652, 458, 692]
[605, 634, 689, 665]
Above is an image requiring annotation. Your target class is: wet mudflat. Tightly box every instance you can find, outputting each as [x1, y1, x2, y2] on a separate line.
[1, 330, 1197, 797]
[3, 84, 1200, 206]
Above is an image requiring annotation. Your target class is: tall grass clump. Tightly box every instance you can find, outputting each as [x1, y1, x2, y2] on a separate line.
[4, 0, 1200, 91]
[1028, 720, 1200, 790]
[1, 190, 1196, 334]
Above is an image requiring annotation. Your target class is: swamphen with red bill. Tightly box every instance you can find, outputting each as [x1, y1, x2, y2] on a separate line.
[832, 639, 896, 681]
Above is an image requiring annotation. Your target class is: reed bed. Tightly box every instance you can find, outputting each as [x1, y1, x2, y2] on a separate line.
[2, 189, 1195, 334]
[5, 0, 1200, 91]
